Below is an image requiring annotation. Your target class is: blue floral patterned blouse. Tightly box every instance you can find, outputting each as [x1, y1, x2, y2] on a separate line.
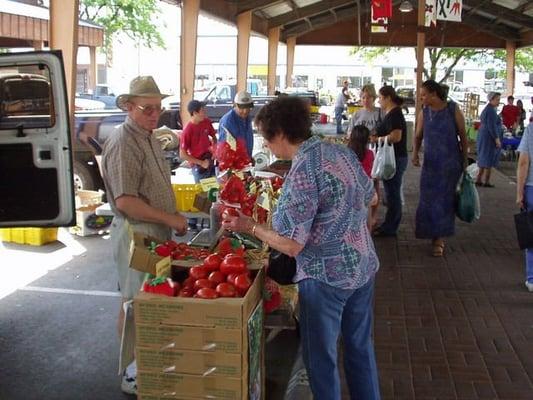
[272, 136, 379, 289]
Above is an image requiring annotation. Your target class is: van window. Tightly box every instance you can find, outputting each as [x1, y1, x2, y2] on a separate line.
[0, 65, 54, 130]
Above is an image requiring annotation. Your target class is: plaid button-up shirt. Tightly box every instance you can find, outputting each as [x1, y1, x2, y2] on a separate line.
[102, 116, 176, 223]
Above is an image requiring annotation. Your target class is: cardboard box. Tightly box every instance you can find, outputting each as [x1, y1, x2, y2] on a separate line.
[137, 347, 242, 376]
[193, 192, 212, 215]
[138, 301, 264, 400]
[136, 324, 242, 353]
[69, 204, 113, 237]
[129, 231, 204, 275]
[134, 269, 263, 328]
[137, 372, 243, 399]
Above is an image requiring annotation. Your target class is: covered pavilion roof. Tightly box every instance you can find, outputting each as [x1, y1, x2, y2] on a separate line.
[167, 0, 533, 49]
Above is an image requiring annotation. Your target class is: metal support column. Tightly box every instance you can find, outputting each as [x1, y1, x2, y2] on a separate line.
[236, 11, 252, 93]
[180, 0, 200, 126]
[505, 41, 516, 96]
[267, 27, 280, 95]
[285, 36, 296, 89]
[49, 0, 79, 122]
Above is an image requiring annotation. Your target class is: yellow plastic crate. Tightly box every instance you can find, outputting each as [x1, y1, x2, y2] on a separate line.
[172, 183, 202, 212]
[0, 227, 58, 246]
[309, 105, 320, 114]
[347, 105, 363, 115]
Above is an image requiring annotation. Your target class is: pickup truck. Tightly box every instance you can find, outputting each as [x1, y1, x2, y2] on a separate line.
[165, 81, 274, 121]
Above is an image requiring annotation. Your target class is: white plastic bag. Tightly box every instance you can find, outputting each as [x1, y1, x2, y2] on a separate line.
[371, 136, 396, 180]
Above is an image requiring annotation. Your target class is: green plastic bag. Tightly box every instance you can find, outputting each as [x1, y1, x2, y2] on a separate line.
[456, 172, 480, 223]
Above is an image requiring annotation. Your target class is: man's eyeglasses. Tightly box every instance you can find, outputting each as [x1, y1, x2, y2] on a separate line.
[135, 104, 165, 115]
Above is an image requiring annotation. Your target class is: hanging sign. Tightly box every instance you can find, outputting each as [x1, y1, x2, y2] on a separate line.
[371, 2, 389, 33]
[436, 0, 462, 22]
[371, 0, 392, 19]
[425, 0, 437, 27]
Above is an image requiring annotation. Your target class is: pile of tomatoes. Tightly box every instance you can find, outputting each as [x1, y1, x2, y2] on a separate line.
[179, 252, 253, 299]
[153, 240, 211, 261]
[214, 140, 251, 171]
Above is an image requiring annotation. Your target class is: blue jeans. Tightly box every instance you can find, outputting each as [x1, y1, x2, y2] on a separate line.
[524, 185, 533, 283]
[298, 278, 380, 400]
[380, 156, 408, 235]
[335, 106, 344, 134]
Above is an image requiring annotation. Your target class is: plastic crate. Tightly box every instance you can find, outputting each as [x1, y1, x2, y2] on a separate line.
[0, 227, 58, 246]
[172, 184, 202, 212]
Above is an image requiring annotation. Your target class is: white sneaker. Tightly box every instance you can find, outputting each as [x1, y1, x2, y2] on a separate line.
[121, 371, 137, 395]
[525, 281, 533, 292]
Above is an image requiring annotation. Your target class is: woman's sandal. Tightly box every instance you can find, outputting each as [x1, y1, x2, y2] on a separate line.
[432, 242, 445, 257]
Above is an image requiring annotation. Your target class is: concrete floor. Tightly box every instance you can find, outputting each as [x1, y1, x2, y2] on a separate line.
[0, 231, 299, 400]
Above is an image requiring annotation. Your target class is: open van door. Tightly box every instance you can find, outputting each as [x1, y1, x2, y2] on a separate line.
[0, 51, 75, 227]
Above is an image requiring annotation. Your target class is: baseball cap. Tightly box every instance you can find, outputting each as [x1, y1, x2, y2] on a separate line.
[187, 100, 206, 115]
[234, 91, 254, 108]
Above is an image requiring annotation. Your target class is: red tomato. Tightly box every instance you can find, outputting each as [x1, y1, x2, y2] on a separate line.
[178, 288, 194, 297]
[154, 244, 172, 257]
[171, 250, 185, 260]
[220, 254, 247, 275]
[216, 282, 237, 298]
[208, 271, 225, 286]
[182, 277, 195, 289]
[194, 287, 218, 299]
[226, 272, 239, 285]
[203, 254, 223, 272]
[189, 266, 208, 280]
[194, 278, 215, 291]
[234, 273, 252, 296]
[163, 240, 178, 250]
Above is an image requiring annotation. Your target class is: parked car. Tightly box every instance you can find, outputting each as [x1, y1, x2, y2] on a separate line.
[396, 86, 416, 113]
[77, 84, 118, 109]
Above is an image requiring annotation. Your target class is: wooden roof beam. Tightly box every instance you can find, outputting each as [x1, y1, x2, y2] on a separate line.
[269, 0, 355, 28]
[463, 0, 533, 29]
[461, 13, 521, 41]
[237, 0, 284, 14]
[282, 4, 358, 38]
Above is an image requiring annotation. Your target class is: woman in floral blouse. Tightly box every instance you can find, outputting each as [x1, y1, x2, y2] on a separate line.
[222, 96, 381, 400]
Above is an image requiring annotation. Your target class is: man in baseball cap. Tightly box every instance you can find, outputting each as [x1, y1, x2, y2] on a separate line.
[218, 90, 255, 157]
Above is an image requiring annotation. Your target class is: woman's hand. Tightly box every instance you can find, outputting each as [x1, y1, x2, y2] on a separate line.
[495, 138, 502, 149]
[412, 153, 421, 167]
[517, 191, 524, 210]
[221, 210, 255, 234]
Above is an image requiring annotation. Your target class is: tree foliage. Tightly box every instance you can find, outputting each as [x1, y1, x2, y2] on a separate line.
[351, 46, 533, 83]
[79, 0, 165, 53]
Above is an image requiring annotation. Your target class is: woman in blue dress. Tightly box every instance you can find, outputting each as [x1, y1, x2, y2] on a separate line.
[476, 92, 502, 187]
[412, 80, 468, 257]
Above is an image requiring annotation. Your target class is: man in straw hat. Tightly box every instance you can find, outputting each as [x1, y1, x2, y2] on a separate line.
[101, 76, 188, 395]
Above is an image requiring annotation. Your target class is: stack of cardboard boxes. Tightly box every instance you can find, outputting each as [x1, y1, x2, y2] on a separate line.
[134, 269, 265, 400]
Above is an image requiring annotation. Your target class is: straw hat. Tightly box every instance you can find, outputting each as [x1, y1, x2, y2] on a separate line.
[116, 76, 169, 111]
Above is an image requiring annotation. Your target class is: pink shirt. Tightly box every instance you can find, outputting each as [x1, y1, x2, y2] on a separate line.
[361, 148, 374, 177]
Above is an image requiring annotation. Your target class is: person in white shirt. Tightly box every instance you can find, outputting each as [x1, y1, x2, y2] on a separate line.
[334, 80, 351, 134]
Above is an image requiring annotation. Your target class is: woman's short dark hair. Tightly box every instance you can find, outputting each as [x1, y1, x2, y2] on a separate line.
[379, 85, 404, 106]
[422, 79, 447, 101]
[254, 96, 312, 144]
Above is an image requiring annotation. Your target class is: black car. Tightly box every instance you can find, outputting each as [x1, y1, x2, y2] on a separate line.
[396, 87, 416, 113]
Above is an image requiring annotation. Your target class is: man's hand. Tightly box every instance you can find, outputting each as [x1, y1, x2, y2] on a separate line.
[169, 213, 188, 236]
[200, 159, 210, 169]
[495, 138, 502, 149]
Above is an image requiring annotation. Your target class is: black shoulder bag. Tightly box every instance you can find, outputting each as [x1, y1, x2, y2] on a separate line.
[514, 206, 533, 250]
[267, 250, 296, 285]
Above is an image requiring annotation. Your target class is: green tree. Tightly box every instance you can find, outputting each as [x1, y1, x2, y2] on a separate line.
[79, 0, 165, 54]
[351, 47, 532, 83]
